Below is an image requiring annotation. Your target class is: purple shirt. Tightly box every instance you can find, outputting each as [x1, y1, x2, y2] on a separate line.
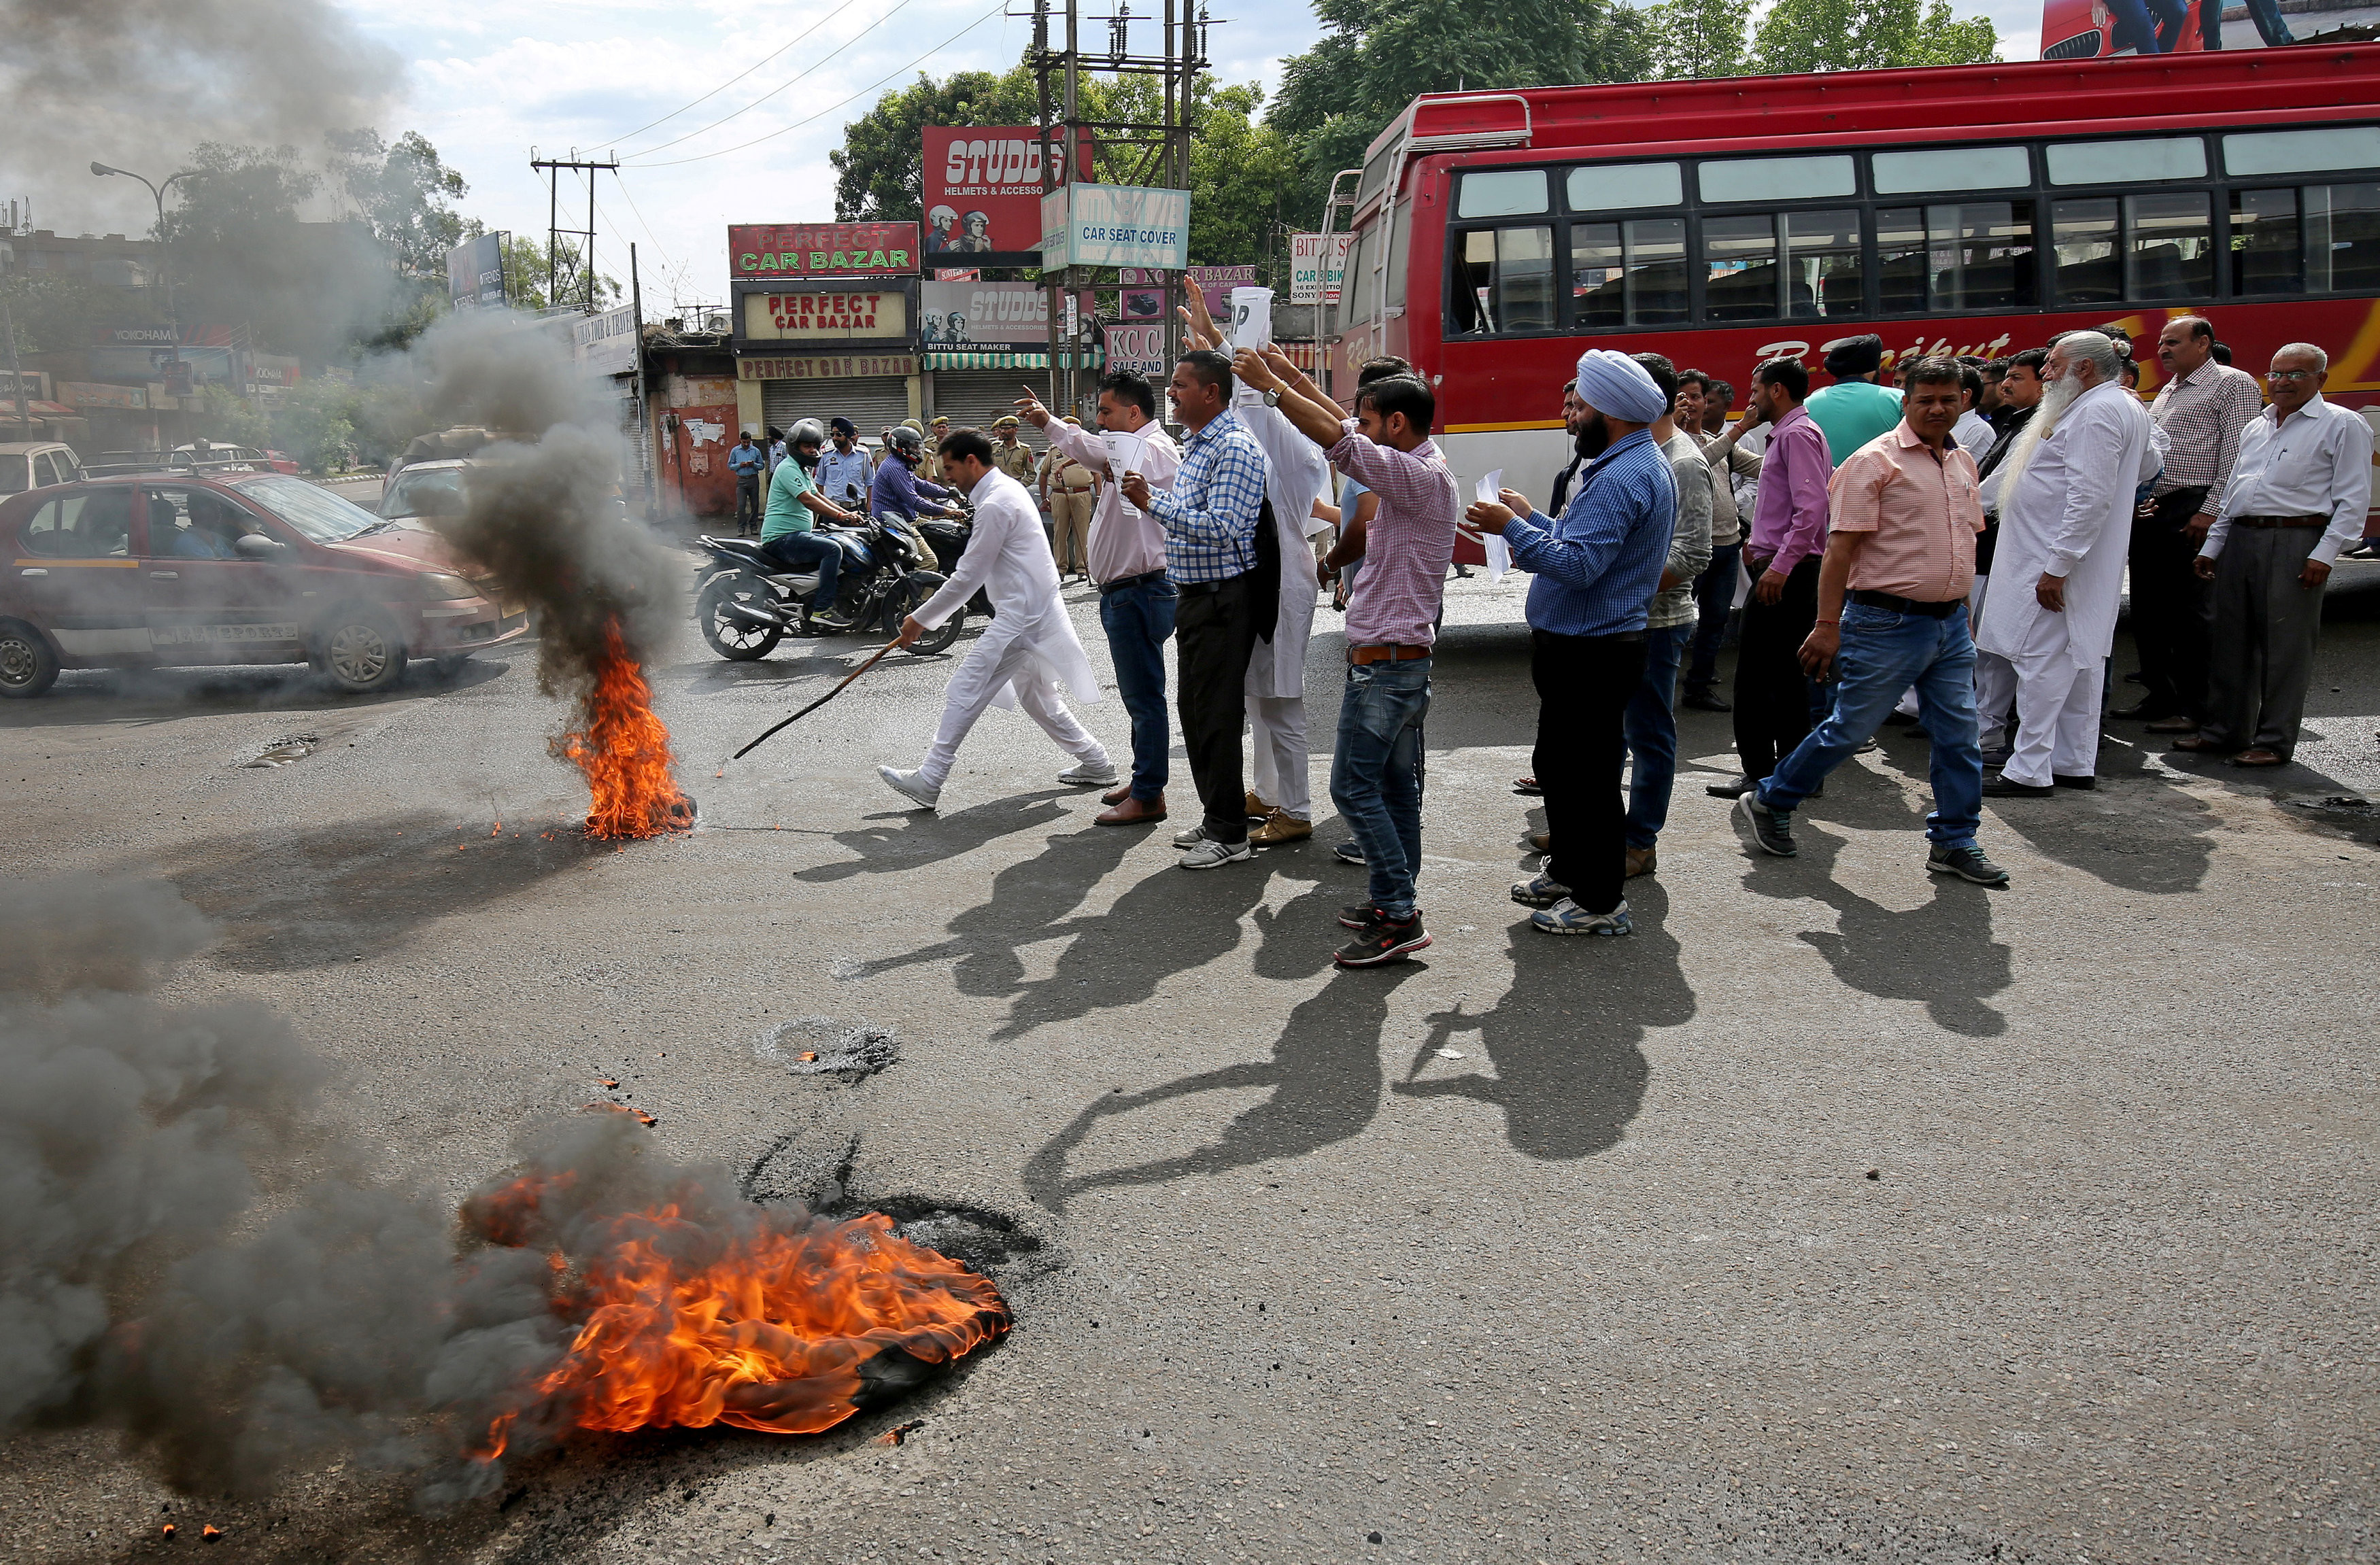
[1326, 423, 1458, 648]
[1748, 405, 1833, 577]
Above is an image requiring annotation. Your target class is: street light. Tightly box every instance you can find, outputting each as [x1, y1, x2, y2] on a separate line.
[90, 161, 202, 374]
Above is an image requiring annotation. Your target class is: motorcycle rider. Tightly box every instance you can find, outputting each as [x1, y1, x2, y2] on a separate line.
[761, 419, 864, 621]
[870, 424, 960, 570]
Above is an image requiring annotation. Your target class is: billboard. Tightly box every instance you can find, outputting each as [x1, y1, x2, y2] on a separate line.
[1104, 323, 1168, 378]
[923, 127, 1093, 257]
[741, 290, 908, 341]
[574, 304, 641, 377]
[1040, 184, 1192, 271]
[1289, 233, 1354, 305]
[918, 281, 1089, 349]
[446, 233, 507, 308]
[730, 223, 920, 279]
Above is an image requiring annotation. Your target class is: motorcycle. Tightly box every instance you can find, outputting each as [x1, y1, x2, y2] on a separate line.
[694, 512, 964, 662]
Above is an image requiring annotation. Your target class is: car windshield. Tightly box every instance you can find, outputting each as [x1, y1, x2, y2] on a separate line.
[0, 457, 25, 496]
[233, 474, 381, 542]
[382, 467, 468, 519]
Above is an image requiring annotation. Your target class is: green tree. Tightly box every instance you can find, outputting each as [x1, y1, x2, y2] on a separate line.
[486, 231, 622, 313]
[1268, 0, 1652, 224]
[1646, 0, 1754, 78]
[1187, 84, 1302, 275]
[832, 69, 1042, 222]
[1749, 0, 1997, 73]
[328, 129, 471, 279]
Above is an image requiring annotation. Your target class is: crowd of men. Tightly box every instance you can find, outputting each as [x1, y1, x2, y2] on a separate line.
[756, 291, 2374, 969]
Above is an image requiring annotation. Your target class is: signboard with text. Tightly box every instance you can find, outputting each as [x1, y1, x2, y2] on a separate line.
[56, 381, 147, 411]
[574, 304, 641, 376]
[742, 290, 908, 342]
[1187, 264, 1255, 315]
[1040, 184, 1191, 271]
[924, 126, 1091, 257]
[1289, 233, 1353, 305]
[919, 281, 1072, 349]
[1104, 323, 1168, 377]
[736, 355, 919, 381]
[446, 233, 506, 308]
[730, 223, 920, 279]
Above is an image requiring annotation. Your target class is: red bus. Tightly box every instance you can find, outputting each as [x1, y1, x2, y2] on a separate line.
[1325, 46, 2380, 528]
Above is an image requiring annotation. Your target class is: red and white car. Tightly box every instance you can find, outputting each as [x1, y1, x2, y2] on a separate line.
[0, 470, 526, 698]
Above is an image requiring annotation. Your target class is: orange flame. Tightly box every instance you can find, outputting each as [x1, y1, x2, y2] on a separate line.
[556, 623, 692, 840]
[466, 1186, 1006, 1447]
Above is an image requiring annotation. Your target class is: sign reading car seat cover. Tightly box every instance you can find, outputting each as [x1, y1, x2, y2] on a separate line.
[1040, 185, 1191, 271]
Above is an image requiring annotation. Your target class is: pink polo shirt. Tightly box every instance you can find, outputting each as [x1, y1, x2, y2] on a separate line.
[1826, 422, 1984, 603]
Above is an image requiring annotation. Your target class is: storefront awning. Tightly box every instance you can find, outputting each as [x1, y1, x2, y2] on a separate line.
[925, 349, 1104, 371]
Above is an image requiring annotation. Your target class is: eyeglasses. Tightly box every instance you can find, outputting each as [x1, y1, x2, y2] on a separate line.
[2266, 368, 2322, 383]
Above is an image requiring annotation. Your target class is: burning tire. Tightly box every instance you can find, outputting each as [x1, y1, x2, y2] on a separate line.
[0, 619, 59, 699]
[311, 606, 409, 693]
[897, 574, 964, 657]
[698, 574, 783, 661]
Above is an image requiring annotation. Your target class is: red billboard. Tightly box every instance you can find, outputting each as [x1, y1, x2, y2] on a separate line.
[923, 126, 1093, 256]
[730, 223, 921, 279]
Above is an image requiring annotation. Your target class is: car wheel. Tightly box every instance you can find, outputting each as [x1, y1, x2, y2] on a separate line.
[0, 619, 59, 699]
[697, 574, 783, 661]
[312, 606, 407, 693]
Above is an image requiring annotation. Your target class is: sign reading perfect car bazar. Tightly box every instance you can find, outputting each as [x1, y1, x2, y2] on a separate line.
[1039, 184, 1191, 271]
[743, 290, 908, 341]
[730, 223, 921, 279]
[736, 356, 919, 381]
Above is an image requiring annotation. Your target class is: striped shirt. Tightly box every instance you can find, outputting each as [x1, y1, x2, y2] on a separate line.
[1141, 407, 1268, 583]
[1327, 425, 1458, 648]
[2149, 359, 2263, 502]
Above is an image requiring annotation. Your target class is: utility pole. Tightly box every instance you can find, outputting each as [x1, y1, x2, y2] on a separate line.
[1025, 0, 1212, 421]
[528, 152, 619, 313]
[0, 239, 27, 436]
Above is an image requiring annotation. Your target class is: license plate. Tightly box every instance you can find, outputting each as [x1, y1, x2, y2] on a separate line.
[152, 622, 301, 645]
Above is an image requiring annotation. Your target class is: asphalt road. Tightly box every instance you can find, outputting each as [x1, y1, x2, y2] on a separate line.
[2, 517, 2375, 1565]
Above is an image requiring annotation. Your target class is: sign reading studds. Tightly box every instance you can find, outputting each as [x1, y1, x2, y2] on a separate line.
[923, 127, 1093, 256]
[730, 223, 921, 279]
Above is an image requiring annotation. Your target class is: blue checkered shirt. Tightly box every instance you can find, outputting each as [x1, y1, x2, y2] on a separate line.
[1140, 408, 1267, 583]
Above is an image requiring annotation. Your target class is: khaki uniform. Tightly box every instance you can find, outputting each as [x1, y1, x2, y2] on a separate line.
[993, 439, 1038, 485]
[1040, 447, 1096, 577]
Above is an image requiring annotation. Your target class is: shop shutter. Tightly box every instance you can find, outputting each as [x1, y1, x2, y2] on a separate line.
[759, 377, 914, 444]
[927, 369, 1054, 451]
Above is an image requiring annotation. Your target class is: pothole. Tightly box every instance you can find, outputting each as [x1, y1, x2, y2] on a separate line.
[758, 1015, 900, 1080]
[242, 734, 320, 768]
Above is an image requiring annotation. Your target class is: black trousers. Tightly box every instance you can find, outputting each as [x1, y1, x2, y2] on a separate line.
[1174, 572, 1261, 843]
[1730, 555, 1822, 781]
[1533, 628, 1646, 917]
[734, 476, 762, 534]
[2128, 485, 2212, 719]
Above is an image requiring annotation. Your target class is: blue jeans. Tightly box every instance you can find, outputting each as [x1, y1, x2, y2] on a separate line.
[1684, 542, 1741, 691]
[1330, 658, 1431, 920]
[1098, 575, 1177, 802]
[1623, 622, 1690, 850]
[761, 531, 840, 608]
[1756, 602, 1984, 850]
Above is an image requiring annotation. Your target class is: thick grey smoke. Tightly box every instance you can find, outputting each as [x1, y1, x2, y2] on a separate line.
[0, 0, 398, 229]
[407, 312, 684, 695]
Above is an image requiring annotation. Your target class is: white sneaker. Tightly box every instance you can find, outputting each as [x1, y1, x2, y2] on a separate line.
[1057, 758, 1119, 787]
[1172, 822, 1211, 849]
[877, 766, 940, 810]
[1177, 836, 1253, 871]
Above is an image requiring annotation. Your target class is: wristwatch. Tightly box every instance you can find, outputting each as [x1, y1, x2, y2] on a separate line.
[1261, 388, 1282, 407]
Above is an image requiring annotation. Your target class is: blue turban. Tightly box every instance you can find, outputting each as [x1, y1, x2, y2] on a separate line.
[1573, 349, 1669, 425]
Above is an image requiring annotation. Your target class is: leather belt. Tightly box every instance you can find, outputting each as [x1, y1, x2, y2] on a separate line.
[2232, 514, 2329, 529]
[1850, 588, 1965, 618]
[1098, 568, 1168, 595]
[1348, 643, 1432, 665]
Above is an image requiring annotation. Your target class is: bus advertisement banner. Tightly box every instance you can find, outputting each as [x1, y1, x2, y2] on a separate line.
[1289, 234, 1353, 305]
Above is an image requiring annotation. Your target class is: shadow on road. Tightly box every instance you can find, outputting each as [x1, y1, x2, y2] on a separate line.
[788, 789, 1079, 884]
[1, 656, 511, 728]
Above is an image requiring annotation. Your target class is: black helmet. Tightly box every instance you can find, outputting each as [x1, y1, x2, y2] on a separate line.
[885, 425, 925, 461]
[787, 417, 828, 449]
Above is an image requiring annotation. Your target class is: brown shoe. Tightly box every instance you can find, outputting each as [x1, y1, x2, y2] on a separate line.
[2145, 715, 2200, 734]
[1625, 845, 1656, 878]
[1095, 793, 1167, 826]
[2166, 733, 2226, 753]
[1243, 789, 1274, 819]
[2226, 747, 2286, 767]
[1528, 830, 1551, 853]
[1102, 782, 1134, 806]
[1250, 810, 1312, 846]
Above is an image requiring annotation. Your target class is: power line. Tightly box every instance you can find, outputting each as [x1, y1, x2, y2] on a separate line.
[624, 0, 934, 161]
[626, 1, 1009, 169]
[605, 172, 688, 294]
[596, 0, 881, 148]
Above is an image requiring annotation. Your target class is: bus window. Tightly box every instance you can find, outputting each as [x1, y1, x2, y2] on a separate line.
[2045, 137, 2207, 185]
[1457, 169, 1549, 219]
[2307, 183, 2380, 293]
[1569, 219, 1686, 327]
[1703, 215, 1780, 321]
[2230, 189, 2300, 296]
[1786, 210, 1862, 318]
[2052, 199, 2122, 305]
[1384, 200, 1412, 310]
[1567, 162, 1682, 211]
[2223, 126, 2380, 178]
[1880, 203, 2037, 312]
[1344, 222, 1381, 325]
[1872, 145, 2030, 194]
[1450, 226, 1555, 334]
[1698, 154, 1856, 205]
[2126, 192, 2211, 300]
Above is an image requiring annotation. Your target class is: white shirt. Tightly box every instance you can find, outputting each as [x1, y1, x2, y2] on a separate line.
[2205, 394, 2375, 566]
[1236, 402, 1333, 700]
[1044, 418, 1180, 583]
[915, 466, 1100, 706]
[1977, 379, 2151, 670]
[1953, 409, 1994, 456]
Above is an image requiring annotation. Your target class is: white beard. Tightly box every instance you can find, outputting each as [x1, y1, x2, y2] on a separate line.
[1998, 372, 2084, 509]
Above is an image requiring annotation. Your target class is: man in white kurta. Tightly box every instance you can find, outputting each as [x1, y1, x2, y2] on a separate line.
[879, 435, 1110, 810]
[1238, 394, 1334, 841]
[1975, 333, 2152, 793]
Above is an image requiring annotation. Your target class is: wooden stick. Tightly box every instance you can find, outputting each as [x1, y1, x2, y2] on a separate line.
[719, 637, 903, 770]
